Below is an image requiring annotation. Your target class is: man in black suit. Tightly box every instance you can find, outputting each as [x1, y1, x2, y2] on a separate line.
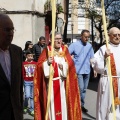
[0, 14, 23, 120]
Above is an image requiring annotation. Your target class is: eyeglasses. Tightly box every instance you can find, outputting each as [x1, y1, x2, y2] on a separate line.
[111, 34, 120, 37]
[55, 38, 62, 41]
[0, 27, 15, 33]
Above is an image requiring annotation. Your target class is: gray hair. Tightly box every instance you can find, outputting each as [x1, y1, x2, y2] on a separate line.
[50, 31, 63, 39]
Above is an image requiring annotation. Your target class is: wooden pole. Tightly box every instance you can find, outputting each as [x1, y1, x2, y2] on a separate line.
[101, 0, 116, 119]
[45, 0, 56, 120]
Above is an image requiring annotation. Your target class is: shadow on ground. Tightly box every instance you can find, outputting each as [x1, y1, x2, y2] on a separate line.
[82, 112, 96, 120]
[24, 113, 34, 120]
[82, 118, 95, 120]
[24, 119, 33, 120]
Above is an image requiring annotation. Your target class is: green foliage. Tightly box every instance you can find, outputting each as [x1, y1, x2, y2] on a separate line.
[57, 4, 64, 13]
[85, 10, 102, 20]
[44, 1, 64, 14]
[44, 1, 51, 13]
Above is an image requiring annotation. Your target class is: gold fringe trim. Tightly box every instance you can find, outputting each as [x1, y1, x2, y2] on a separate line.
[48, 50, 65, 57]
[114, 97, 120, 105]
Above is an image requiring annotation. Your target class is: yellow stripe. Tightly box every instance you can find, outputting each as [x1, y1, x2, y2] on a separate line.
[45, 0, 56, 120]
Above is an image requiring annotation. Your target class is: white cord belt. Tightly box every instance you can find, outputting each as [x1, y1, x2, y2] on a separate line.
[52, 77, 61, 81]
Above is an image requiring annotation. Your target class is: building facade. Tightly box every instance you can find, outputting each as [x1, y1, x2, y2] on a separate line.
[67, 0, 92, 42]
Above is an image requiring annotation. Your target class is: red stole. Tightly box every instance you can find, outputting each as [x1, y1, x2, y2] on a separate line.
[52, 60, 63, 120]
[110, 53, 120, 105]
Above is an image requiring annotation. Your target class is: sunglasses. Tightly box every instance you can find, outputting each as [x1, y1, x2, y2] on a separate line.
[112, 34, 120, 37]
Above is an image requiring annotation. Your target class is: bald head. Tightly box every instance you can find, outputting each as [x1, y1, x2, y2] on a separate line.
[0, 14, 14, 50]
[0, 13, 10, 19]
[108, 27, 120, 34]
[0, 14, 13, 27]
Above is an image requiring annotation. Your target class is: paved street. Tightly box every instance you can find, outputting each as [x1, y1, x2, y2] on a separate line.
[24, 78, 99, 120]
[24, 113, 34, 120]
[82, 77, 99, 120]
[82, 89, 97, 120]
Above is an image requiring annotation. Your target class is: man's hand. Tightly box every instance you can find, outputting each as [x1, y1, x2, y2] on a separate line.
[47, 57, 53, 65]
[104, 49, 111, 59]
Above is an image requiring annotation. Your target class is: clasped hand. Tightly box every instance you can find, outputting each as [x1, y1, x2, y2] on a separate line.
[47, 57, 63, 70]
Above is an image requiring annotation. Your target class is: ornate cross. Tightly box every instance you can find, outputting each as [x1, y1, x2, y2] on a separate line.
[56, 111, 61, 116]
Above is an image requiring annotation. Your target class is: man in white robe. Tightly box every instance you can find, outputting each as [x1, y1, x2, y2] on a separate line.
[91, 27, 120, 120]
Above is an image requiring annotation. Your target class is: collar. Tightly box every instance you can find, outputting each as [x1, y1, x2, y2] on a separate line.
[109, 42, 120, 47]
[0, 48, 9, 52]
[0, 45, 9, 51]
[79, 39, 87, 46]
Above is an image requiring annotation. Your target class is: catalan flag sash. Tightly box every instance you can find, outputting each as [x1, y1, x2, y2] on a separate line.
[110, 53, 120, 105]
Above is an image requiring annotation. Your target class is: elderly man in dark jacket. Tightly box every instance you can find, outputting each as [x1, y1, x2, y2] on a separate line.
[0, 14, 23, 120]
[33, 36, 46, 62]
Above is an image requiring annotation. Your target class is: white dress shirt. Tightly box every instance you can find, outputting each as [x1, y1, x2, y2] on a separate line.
[0, 48, 11, 84]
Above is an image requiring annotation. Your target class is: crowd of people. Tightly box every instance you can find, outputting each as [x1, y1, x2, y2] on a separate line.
[0, 13, 120, 120]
